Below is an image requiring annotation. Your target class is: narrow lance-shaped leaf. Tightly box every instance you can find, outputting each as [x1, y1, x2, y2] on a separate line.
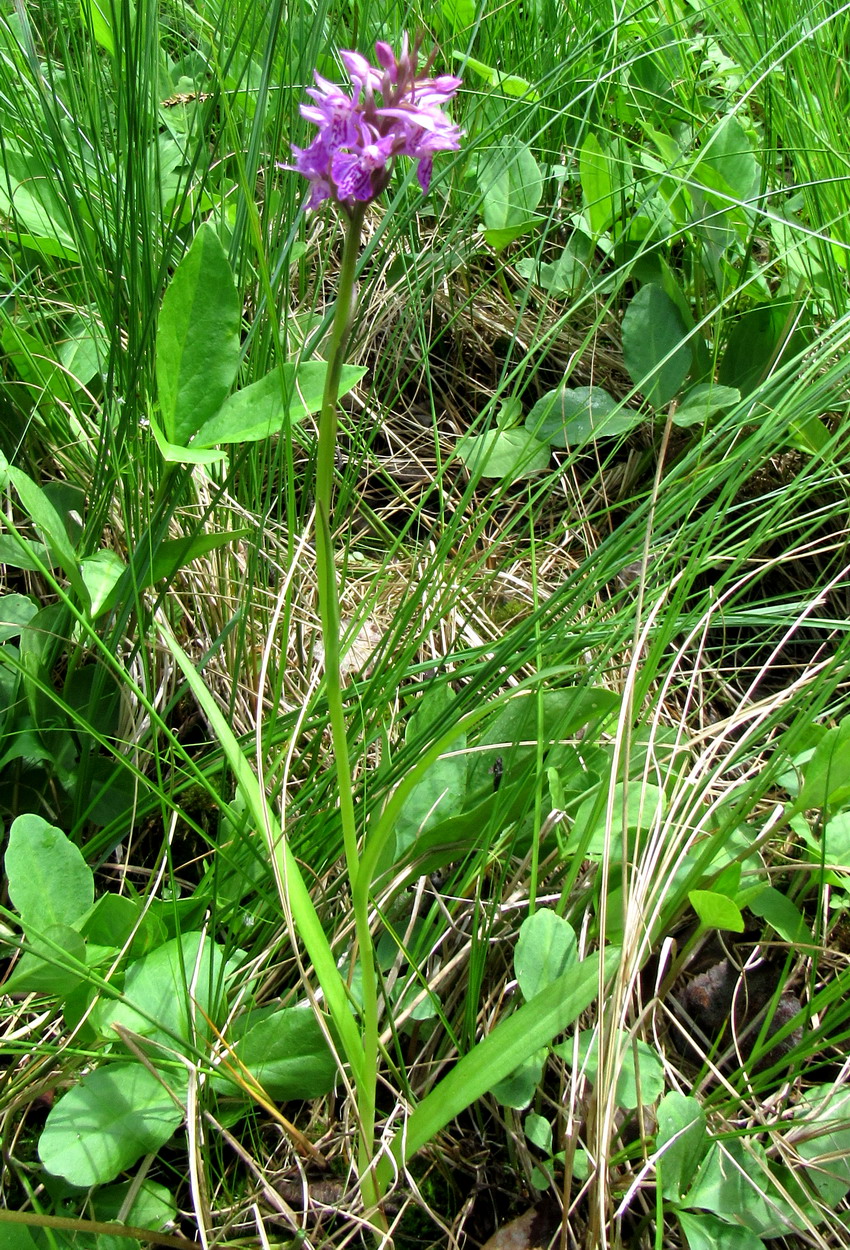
[389, 947, 619, 1167]
[622, 283, 692, 407]
[193, 362, 367, 447]
[156, 223, 241, 446]
[7, 468, 89, 607]
[579, 132, 616, 235]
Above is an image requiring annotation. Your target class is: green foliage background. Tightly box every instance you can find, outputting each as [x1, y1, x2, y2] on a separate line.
[2, 0, 850, 1244]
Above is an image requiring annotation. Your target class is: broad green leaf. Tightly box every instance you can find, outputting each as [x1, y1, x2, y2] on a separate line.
[93, 1179, 177, 1236]
[515, 909, 577, 1000]
[74, 755, 137, 828]
[695, 116, 758, 203]
[676, 1211, 764, 1250]
[96, 528, 248, 619]
[482, 221, 543, 250]
[718, 303, 784, 396]
[80, 549, 125, 618]
[525, 385, 639, 448]
[149, 529, 250, 585]
[689, 890, 745, 933]
[466, 687, 619, 796]
[787, 413, 830, 455]
[80, 893, 142, 948]
[794, 1085, 850, 1206]
[38, 1063, 186, 1186]
[156, 223, 241, 445]
[673, 384, 741, 429]
[491, 73, 538, 99]
[215, 1006, 336, 1100]
[656, 1091, 707, 1200]
[3, 923, 87, 996]
[91, 932, 237, 1047]
[684, 1138, 806, 1238]
[496, 398, 523, 429]
[712, 860, 742, 899]
[748, 887, 810, 945]
[0, 594, 37, 642]
[478, 140, 543, 234]
[7, 468, 89, 606]
[442, 0, 475, 32]
[515, 233, 595, 296]
[718, 301, 809, 398]
[42, 481, 85, 547]
[792, 714, 850, 815]
[456, 427, 550, 481]
[57, 312, 107, 388]
[622, 284, 692, 407]
[5, 814, 94, 931]
[556, 1028, 664, 1110]
[396, 684, 468, 856]
[1, 324, 73, 405]
[803, 810, 850, 876]
[0, 727, 58, 772]
[396, 982, 440, 1021]
[392, 948, 618, 1166]
[571, 780, 665, 859]
[150, 419, 229, 465]
[381, 785, 528, 890]
[525, 1112, 553, 1155]
[0, 1224, 42, 1248]
[79, 0, 118, 56]
[192, 362, 366, 447]
[0, 535, 49, 571]
[0, 147, 77, 253]
[491, 1048, 547, 1109]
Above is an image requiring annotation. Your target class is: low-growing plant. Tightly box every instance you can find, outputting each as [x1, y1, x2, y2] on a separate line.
[3, 0, 850, 1246]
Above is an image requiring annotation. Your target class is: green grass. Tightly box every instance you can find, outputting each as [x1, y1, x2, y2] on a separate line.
[2, 0, 850, 1244]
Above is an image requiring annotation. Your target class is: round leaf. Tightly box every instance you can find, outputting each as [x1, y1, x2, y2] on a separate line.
[556, 1028, 664, 1109]
[38, 1063, 185, 1186]
[525, 385, 638, 448]
[457, 428, 550, 481]
[525, 1111, 553, 1155]
[491, 1047, 547, 1109]
[689, 889, 745, 933]
[515, 909, 577, 1000]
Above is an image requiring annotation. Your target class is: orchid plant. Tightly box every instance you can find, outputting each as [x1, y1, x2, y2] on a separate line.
[285, 36, 461, 1221]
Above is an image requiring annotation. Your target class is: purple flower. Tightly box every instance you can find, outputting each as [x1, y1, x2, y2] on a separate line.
[283, 36, 462, 211]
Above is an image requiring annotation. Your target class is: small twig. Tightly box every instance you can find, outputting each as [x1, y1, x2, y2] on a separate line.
[0, 1209, 204, 1250]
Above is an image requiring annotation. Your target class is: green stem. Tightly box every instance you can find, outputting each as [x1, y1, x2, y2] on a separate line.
[313, 203, 383, 1218]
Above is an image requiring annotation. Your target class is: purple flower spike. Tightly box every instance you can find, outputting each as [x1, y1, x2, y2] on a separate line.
[283, 35, 462, 212]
